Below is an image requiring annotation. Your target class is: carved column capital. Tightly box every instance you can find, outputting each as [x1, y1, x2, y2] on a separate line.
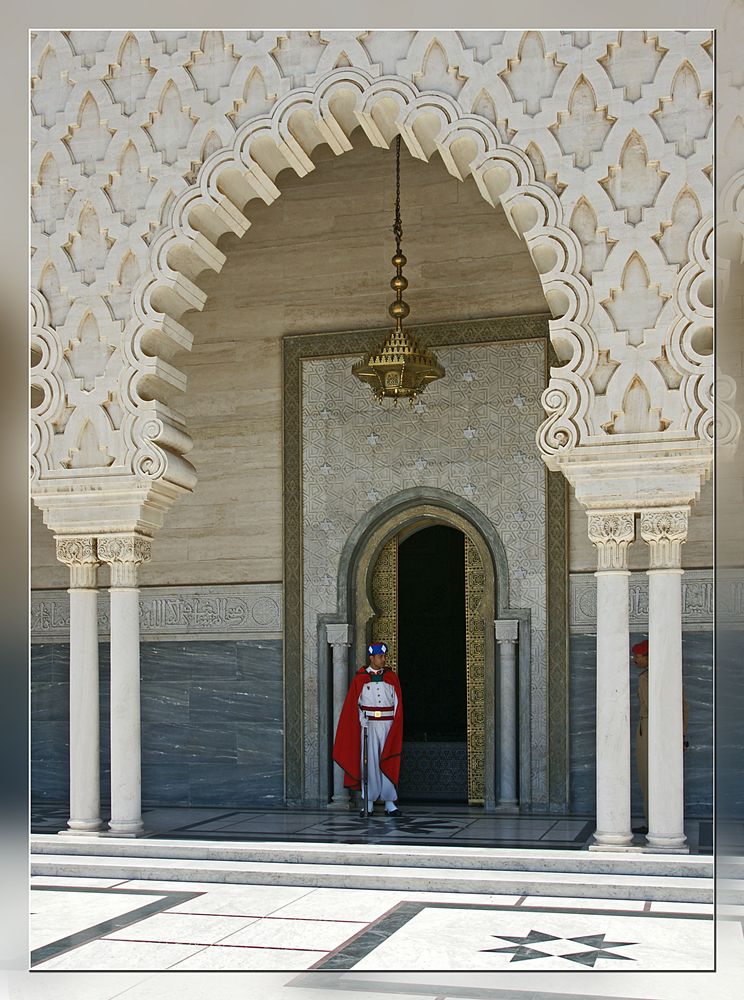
[494, 619, 519, 644]
[640, 508, 689, 569]
[55, 535, 99, 589]
[326, 623, 351, 647]
[587, 511, 636, 571]
[97, 533, 152, 588]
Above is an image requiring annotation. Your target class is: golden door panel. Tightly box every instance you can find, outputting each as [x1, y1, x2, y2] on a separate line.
[370, 533, 398, 672]
[370, 528, 485, 805]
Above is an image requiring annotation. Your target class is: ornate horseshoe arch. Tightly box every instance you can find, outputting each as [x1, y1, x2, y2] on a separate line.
[32, 67, 598, 530]
[343, 493, 532, 812]
[358, 510, 494, 806]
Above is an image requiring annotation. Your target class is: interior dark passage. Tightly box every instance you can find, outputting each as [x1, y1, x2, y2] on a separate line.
[397, 525, 468, 802]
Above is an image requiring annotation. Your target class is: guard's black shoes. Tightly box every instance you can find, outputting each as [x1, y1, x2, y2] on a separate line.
[359, 808, 373, 817]
[384, 808, 403, 817]
[632, 825, 648, 834]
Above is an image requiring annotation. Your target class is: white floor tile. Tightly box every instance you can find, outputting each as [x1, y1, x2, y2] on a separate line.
[30, 889, 166, 951]
[105, 910, 261, 944]
[350, 905, 715, 972]
[219, 915, 362, 951]
[118, 880, 314, 915]
[270, 887, 403, 922]
[169, 944, 323, 971]
[34, 938, 205, 971]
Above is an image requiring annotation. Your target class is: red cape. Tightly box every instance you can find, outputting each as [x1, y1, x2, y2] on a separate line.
[332, 667, 403, 789]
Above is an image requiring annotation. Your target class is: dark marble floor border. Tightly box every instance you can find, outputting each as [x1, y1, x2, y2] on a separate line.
[161, 810, 245, 833]
[30, 885, 203, 968]
[307, 899, 714, 973]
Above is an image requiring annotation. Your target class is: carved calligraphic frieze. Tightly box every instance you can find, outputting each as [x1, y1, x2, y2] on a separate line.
[31, 583, 283, 642]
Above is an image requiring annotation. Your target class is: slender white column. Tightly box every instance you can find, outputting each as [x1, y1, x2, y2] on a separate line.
[327, 623, 351, 807]
[588, 511, 635, 850]
[55, 537, 102, 834]
[641, 509, 689, 852]
[98, 534, 151, 837]
[494, 620, 519, 811]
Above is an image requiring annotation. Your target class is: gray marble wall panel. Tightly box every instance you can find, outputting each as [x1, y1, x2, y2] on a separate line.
[31, 640, 284, 808]
[569, 632, 713, 819]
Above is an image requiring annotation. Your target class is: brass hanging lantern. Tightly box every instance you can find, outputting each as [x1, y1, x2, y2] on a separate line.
[352, 136, 445, 405]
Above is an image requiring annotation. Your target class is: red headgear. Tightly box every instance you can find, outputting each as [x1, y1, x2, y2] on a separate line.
[632, 639, 649, 656]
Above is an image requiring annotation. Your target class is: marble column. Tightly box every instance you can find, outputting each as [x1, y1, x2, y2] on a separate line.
[97, 534, 151, 836]
[326, 623, 351, 808]
[494, 619, 519, 812]
[588, 511, 635, 850]
[55, 536, 103, 834]
[640, 508, 689, 852]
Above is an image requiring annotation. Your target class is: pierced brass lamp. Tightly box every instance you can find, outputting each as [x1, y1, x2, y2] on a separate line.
[352, 136, 445, 405]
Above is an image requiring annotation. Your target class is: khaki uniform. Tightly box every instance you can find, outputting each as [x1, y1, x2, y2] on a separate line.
[636, 669, 689, 821]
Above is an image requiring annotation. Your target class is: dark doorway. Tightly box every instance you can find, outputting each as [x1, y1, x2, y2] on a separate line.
[397, 524, 468, 801]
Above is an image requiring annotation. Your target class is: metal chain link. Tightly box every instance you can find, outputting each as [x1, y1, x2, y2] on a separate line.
[392, 134, 403, 252]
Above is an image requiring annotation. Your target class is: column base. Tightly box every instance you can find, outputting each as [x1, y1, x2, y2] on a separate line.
[591, 830, 633, 848]
[107, 820, 145, 837]
[61, 827, 105, 837]
[645, 834, 688, 851]
[328, 795, 351, 810]
[588, 843, 645, 853]
[494, 801, 520, 814]
[67, 819, 104, 832]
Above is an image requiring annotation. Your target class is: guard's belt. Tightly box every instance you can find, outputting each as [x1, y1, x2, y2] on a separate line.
[360, 706, 395, 720]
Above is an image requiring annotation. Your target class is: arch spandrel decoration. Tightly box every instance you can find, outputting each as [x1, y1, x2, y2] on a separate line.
[31, 31, 726, 535]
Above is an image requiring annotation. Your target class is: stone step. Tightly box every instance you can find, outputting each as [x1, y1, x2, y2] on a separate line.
[31, 849, 714, 903]
[31, 834, 713, 879]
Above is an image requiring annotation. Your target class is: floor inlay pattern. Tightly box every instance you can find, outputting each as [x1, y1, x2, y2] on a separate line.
[31, 881, 714, 973]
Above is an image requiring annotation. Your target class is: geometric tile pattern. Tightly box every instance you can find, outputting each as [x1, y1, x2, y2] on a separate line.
[482, 928, 636, 965]
[30, 879, 715, 974]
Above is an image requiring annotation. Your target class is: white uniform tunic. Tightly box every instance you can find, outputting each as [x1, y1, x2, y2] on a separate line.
[358, 668, 399, 804]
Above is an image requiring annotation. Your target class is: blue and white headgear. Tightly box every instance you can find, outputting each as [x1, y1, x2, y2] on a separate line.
[368, 642, 388, 656]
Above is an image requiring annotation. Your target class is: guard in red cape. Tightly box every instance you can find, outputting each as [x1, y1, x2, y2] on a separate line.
[332, 641, 404, 817]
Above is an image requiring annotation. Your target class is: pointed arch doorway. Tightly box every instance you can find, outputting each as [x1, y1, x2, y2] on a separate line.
[356, 508, 495, 807]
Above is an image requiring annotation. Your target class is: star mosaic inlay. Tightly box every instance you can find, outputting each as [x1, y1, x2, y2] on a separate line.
[482, 930, 637, 966]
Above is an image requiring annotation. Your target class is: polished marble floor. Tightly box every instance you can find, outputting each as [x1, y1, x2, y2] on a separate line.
[30, 803, 713, 852]
[30, 875, 716, 974]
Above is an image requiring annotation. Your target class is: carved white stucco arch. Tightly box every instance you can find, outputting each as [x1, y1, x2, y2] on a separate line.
[30, 31, 727, 533]
[118, 70, 597, 508]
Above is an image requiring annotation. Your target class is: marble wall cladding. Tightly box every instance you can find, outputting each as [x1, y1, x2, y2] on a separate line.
[569, 632, 714, 818]
[31, 640, 284, 808]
